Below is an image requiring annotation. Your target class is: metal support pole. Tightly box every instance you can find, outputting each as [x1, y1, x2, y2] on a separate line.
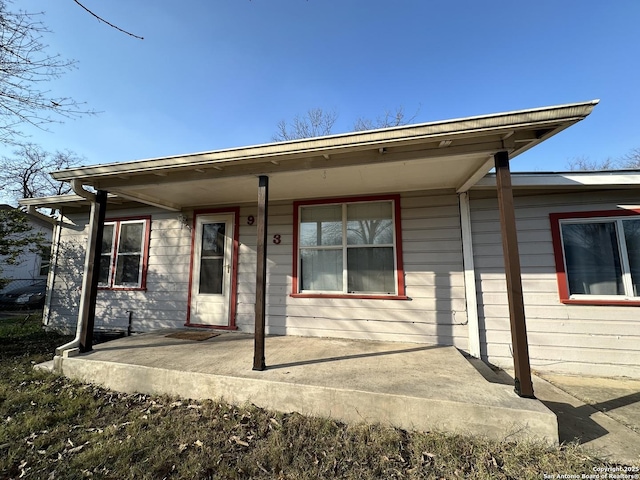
[253, 176, 268, 371]
[79, 190, 108, 353]
[494, 151, 535, 398]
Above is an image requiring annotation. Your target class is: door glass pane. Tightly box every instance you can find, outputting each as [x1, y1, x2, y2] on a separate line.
[623, 219, 640, 296]
[200, 258, 223, 294]
[562, 222, 624, 295]
[300, 205, 342, 246]
[202, 223, 225, 256]
[115, 255, 141, 285]
[101, 225, 114, 253]
[300, 249, 342, 291]
[347, 247, 395, 293]
[119, 223, 143, 253]
[199, 222, 226, 294]
[347, 202, 393, 245]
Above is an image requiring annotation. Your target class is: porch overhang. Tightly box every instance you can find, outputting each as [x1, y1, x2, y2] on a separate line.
[30, 100, 600, 400]
[49, 100, 599, 210]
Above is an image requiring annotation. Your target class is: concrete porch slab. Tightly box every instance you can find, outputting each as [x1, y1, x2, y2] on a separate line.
[49, 332, 558, 444]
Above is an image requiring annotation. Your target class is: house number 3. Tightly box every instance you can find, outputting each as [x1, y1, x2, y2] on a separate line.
[247, 216, 280, 244]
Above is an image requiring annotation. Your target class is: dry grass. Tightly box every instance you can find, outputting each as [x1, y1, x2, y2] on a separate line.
[0, 316, 631, 479]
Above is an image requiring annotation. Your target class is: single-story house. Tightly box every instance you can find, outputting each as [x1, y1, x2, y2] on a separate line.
[0, 204, 53, 283]
[20, 100, 640, 395]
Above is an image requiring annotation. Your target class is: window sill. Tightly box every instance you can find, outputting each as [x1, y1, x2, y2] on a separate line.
[290, 293, 409, 300]
[561, 299, 640, 306]
[98, 286, 147, 292]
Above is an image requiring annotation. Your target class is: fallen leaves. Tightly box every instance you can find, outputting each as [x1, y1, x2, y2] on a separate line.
[66, 443, 87, 455]
[227, 435, 249, 447]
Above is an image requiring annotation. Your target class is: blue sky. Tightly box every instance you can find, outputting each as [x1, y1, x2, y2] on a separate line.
[8, 0, 640, 173]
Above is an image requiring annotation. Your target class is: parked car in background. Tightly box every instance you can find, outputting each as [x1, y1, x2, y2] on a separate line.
[0, 280, 46, 310]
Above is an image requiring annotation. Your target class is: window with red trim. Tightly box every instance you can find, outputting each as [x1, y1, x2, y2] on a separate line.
[293, 196, 405, 298]
[98, 218, 150, 289]
[551, 210, 640, 304]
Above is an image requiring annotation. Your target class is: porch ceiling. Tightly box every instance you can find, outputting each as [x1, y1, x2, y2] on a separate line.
[49, 101, 598, 211]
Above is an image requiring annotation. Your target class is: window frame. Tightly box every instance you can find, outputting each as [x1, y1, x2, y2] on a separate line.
[98, 216, 151, 291]
[292, 195, 407, 299]
[550, 209, 640, 306]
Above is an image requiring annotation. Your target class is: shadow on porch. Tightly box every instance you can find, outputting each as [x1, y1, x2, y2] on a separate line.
[43, 331, 558, 444]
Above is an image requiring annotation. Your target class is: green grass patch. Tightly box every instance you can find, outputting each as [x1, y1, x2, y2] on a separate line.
[0, 317, 633, 479]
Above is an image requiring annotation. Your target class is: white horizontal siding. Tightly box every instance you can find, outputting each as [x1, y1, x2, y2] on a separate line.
[48, 192, 468, 350]
[48, 208, 192, 333]
[234, 191, 467, 349]
[471, 189, 640, 378]
[46, 213, 88, 332]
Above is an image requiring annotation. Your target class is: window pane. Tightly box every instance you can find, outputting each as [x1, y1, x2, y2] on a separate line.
[98, 255, 111, 284]
[199, 258, 223, 294]
[115, 255, 141, 285]
[119, 223, 143, 253]
[101, 225, 114, 253]
[202, 223, 225, 256]
[347, 247, 395, 293]
[300, 205, 342, 246]
[347, 202, 393, 245]
[623, 219, 640, 296]
[39, 246, 51, 277]
[300, 249, 342, 291]
[562, 222, 623, 295]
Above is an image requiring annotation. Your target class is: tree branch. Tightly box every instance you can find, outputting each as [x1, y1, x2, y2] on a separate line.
[72, 0, 144, 40]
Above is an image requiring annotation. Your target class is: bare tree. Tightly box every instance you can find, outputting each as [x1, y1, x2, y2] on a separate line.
[620, 148, 640, 169]
[0, 142, 78, 284]
[274, 105, 422, 142]
[566, 147, 640, 171]
[0, 144, 82, 201]
[566, 156, 617, 171]
[353, 105, 420, 131]
[0, 0, 96, 145]
[273, 108, 339, 141]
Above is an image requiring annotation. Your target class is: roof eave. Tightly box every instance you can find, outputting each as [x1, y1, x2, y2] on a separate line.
[51, 100, 599, 182]
[18, 193, 122, 209]
[473, 171, 640, 189]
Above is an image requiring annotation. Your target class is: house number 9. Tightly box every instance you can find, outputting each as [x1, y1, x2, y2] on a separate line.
[273, 234, 281, 244]
[247, 215, 255, 225]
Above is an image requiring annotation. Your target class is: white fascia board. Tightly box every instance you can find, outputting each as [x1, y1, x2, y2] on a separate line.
[474, 171, 640, 188]
[51, 100, 599, 182]
[18, 193, 121, 208]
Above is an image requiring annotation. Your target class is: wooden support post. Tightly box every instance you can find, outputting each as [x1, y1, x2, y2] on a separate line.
[79, 190, 108, 353]
[253, 176, 268, 371]
[494, 151, 535, 398]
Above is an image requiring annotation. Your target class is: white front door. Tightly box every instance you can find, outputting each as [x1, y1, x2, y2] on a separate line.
[190, 214, 234, 326]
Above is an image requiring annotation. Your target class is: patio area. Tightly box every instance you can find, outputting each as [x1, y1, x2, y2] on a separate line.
[42, 331, 558, 444]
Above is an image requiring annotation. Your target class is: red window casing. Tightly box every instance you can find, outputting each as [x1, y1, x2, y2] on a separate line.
[550, 209, 640, 306]
[292, 194, 407, 300]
